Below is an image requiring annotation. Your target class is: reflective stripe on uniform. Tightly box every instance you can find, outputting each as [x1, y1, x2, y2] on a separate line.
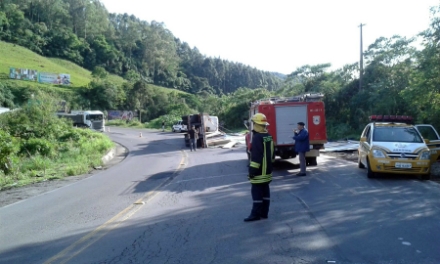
[271, 141, 275, 163]
[249, 174, 272, 184]
[253, 200, 263, 203]
[263, 141, 267, 175]
[250, 161, 260, 169]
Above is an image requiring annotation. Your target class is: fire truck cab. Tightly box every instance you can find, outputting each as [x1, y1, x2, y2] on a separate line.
[245, 93, 327, 166]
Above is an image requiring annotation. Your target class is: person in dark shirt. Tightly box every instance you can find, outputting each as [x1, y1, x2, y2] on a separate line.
[188, 125, 198, 151]
[293, 122, 310, 176]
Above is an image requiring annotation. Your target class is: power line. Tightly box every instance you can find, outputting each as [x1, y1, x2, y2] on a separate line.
[359, 23, 366, 91]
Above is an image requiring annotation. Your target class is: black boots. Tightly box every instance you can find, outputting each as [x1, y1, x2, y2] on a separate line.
[261, 199, 270, 219]
[244, 202, 262, 222]
[244, 215, 261, 222]
[244, 201, 270, 222]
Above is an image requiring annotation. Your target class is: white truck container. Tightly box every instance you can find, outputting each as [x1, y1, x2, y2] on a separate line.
[204, 116, 219, 133]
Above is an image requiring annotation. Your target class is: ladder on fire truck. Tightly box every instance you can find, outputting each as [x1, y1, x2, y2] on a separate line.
[251, 93, 324, 106]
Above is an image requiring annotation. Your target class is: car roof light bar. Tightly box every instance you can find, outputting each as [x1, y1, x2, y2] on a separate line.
[369, 115, 413, 123]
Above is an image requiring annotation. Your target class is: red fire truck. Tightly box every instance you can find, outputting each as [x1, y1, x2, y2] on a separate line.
[244, 93, 327, 166]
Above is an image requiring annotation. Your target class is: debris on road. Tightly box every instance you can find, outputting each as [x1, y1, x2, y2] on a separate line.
[320, 141, 359, 152]
[208, 133, 245, 148]
[222, 141, 237, 149]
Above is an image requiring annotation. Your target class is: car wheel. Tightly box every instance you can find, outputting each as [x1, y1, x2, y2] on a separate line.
[421, 173, 431, 181]
[172, 128, 175, 132]
[178, 128, 182, 133]
[358, 153, 365, 169]
[367, 158, 376, 179]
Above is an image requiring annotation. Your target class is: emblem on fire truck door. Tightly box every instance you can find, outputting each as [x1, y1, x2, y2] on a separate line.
[313, 116, 320, 125]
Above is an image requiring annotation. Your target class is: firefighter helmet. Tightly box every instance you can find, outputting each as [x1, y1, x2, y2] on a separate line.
[251, 113, 269, 126]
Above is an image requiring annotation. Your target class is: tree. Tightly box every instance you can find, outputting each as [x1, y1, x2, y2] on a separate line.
[0, 83, 14, 108]
[126, 80, 150, 122]
[92, 66, 108, 79]
[82, 80, 125, 110]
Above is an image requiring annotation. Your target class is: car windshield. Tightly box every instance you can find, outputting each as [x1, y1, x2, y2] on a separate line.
[373, 127, 423, 143]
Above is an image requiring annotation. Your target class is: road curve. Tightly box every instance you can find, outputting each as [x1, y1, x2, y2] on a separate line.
[0, 127, 439, 264]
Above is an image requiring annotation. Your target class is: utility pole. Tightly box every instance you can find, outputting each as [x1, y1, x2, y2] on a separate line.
[359, 23, 366, 91]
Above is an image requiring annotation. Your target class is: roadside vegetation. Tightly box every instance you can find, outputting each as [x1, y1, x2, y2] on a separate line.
[0, 93, 113, 190]
[1, 2, 439, 142]
[0, 41, 125, 88]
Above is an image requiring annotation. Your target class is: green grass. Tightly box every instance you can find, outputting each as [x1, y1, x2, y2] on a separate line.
[0, 41, 189, 96]
[0, 132, 114, 190]
[106, 119, 145, 128]
[147, 83, 188, 95]
[0, 41, 106, 86]
[0, 100, 115, 190]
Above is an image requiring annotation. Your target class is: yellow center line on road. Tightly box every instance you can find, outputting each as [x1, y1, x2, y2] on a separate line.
[44, 150, 187, 264]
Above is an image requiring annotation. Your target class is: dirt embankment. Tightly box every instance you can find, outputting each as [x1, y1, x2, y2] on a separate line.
[322, 151, 440, 181]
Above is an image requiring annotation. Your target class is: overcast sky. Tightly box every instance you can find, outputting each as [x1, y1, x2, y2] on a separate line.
[100, 0, 439, 74]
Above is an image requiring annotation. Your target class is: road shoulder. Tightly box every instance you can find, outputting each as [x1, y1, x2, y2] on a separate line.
[0, 142, 128, 208]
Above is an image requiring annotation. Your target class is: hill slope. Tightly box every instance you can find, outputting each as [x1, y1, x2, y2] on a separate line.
[0, 41, 187, 95]
[0, 41, 124, 87]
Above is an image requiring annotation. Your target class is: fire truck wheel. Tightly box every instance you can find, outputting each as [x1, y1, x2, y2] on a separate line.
[306, 157, 317, 166]
[280, 154, 290, 160]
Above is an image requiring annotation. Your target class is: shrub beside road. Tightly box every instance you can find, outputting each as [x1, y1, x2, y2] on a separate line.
[0, 94, 113, 190]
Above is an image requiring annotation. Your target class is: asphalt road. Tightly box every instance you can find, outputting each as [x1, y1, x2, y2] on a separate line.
[1, 127, 440, 264]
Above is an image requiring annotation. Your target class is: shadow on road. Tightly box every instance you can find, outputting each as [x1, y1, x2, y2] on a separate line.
[127, 138, 186, 157]
[3, 150, 440, 263]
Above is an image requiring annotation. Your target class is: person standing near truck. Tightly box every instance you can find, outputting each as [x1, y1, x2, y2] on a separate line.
[188, 125, 199, 151]
[293, 121, 310, 176]
[244, 113, 274, 222]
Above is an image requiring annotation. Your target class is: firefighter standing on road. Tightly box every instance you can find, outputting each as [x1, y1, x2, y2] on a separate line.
[244, 113, 275, 222]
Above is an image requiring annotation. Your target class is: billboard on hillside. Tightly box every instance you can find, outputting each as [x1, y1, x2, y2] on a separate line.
[38, 72, 71, 85]
[108, 110, 135, 121]
[9, 68, 38, 81]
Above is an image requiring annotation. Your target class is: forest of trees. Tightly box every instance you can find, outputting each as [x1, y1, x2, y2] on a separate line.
[0, 0, 282, 94]
[185, 4, 440, 137]
[0, 1, 439, 139]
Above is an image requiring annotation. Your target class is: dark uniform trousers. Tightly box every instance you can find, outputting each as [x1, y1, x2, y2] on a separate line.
[251, 183, 270, 217]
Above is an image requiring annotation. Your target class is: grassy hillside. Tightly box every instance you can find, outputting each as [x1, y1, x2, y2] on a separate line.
[0, 41, 187, 95]
[0, 41, 118, 86]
